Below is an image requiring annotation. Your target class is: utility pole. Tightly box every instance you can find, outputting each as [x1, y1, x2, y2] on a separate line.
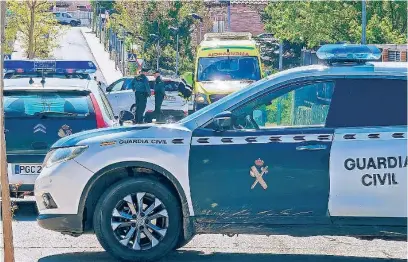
[156, 38, 160, 71]
[361, 0, 367, 44]
[0, 1, 16, 261]
[278, 41, 283, 71]
[169, 26, 180, 76]
[175, 33, 179, 75]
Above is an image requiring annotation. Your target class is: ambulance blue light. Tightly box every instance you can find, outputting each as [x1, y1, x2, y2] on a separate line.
[4, 60, 97, 74]
[316, 44, 381, 62]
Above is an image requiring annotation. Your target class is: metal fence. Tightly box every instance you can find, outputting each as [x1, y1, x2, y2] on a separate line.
[92, 15, 141, 76]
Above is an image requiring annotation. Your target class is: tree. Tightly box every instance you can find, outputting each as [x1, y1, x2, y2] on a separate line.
[263, 0, 407, 48]
[7, 0, 62, 59]
[111, 1, 207, 74]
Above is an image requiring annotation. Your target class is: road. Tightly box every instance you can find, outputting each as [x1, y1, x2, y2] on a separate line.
[3, 27, 407, 261]
[52, 26, 105, 83]
[0, 202, 404, 262]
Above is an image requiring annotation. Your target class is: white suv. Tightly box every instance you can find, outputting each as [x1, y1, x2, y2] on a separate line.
[35, 45, 407, 262]
[53, 12, 81, 26]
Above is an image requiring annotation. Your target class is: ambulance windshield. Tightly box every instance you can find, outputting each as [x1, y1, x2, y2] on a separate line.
[197, 56, 261, 82]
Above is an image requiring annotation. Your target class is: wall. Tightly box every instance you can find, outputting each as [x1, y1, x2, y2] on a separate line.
[230, 4, 265, 36]
[205, 3, 265, 36]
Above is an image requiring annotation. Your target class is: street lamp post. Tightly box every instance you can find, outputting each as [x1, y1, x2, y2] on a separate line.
[169, 26, 180, 76]
[190, 13, 203, 42]
[150, 34, 160, 70]
[361, 0, 367, 44]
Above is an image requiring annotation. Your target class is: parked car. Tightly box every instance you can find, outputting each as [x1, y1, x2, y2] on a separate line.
[35, 45, 407, 262]
[105, 76, 192, 123]
[53, 12, 81, 26]
[4, 60, 118, 197]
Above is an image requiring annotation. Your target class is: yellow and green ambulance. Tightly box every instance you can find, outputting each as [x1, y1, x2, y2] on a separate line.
[192, 32, 263, 111]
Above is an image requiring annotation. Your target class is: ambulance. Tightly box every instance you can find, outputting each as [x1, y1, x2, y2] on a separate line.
[192, 32, 263, 111]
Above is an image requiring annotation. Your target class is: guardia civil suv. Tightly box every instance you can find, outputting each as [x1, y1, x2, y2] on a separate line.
[35, 45, 407, 262]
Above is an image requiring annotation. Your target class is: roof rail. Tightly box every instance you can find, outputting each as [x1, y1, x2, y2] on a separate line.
[203, 32, 252, 41]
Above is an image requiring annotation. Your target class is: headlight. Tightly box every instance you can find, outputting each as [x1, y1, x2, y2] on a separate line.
[195, 93, 207, 104]
[44, 145, 88, 168]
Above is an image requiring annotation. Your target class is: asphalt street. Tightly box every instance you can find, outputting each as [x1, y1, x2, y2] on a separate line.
[0, 27, 406, 261]
[52, 26, 106, 83]
[0, 202, 405, 262]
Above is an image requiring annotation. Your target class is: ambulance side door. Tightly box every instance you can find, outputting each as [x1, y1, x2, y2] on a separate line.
[328, 77, 407, 224]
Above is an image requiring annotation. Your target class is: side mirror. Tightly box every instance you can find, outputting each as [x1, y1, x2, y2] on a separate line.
[105, 85, 112, 93]
[213, 111, 232, 131]
[119, 110, 134, 125]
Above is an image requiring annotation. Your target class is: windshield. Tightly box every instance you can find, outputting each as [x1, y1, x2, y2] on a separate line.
[197, 56, 261, 81]
[5, 91, 91, 118]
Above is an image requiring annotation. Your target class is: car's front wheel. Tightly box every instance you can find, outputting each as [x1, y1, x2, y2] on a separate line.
[94, 177, 182, 262]
[70, 20, 77, 26]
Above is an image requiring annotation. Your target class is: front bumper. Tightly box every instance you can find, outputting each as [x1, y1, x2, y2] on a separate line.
[37, 214, 83, 235]
[35, 159, 94, 216]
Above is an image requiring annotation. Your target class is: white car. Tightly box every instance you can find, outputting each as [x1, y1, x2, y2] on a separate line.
[105, 76, 191, 123]
[53, 12, 81, 26]
[35, 45, 407, 262]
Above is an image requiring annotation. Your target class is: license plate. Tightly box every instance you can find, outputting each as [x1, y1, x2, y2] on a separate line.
[164, 96, 176, 101]
[14, 164, 42, 175]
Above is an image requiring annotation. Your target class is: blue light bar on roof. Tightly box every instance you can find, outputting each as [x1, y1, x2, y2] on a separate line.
[316, 44, 381, 62]
[3, 60, 97, 74]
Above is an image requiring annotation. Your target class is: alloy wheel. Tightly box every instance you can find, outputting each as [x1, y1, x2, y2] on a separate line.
[111, 192, 169, 251]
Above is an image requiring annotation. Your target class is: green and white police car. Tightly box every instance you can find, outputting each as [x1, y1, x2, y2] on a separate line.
[35, 45, 407, 262]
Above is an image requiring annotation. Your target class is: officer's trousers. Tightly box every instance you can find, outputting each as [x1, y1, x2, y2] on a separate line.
[155, 93, 165, 122]
[135, 92, 147, 124]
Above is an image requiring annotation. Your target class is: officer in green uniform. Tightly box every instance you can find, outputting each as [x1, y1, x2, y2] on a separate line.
[154, 70, 165, 122]
[132, 68, 150, 124]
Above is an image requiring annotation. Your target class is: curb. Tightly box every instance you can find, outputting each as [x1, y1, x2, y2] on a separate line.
[78, 27, 107, 83]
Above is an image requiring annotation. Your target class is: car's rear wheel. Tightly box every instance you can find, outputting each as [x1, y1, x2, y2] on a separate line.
[94, 177, 182, 262]
[70, 20, 77, 26]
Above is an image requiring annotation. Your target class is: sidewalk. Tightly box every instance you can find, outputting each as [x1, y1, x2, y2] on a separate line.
[11, 34, 26, 60]
[80, 27, 123, 85]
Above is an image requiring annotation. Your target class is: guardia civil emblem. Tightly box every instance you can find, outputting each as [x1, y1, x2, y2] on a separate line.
[58, 124, 73, 138]
[250, 158, 268, 190]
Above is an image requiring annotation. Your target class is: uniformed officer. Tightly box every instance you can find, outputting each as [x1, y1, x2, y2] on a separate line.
[132, 68, 150, 124]
[154, 70, 165, 122]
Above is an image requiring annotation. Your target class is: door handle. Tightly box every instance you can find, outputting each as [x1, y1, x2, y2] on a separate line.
[296, 144, 327, 151]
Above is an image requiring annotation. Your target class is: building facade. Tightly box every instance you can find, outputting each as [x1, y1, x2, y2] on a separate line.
[204, 0, 267, 36]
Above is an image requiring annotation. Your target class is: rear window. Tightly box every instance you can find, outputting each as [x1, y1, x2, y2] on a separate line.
[5, 91, 92, 118]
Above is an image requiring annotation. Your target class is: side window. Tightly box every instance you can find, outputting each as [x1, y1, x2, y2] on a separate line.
[110, 80, 125, 92]
[326, 79, 407, 128]
[231, 81, 335, 129]
[62, 13, 67, 18]
[122, 79, 134, 90]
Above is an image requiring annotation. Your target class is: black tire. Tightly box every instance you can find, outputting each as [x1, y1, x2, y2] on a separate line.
[70, 20, 77, 27]
[94, 177, 182, 262]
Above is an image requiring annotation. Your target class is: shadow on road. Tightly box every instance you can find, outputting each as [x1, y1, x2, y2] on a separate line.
[38, 250, 405, 262]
